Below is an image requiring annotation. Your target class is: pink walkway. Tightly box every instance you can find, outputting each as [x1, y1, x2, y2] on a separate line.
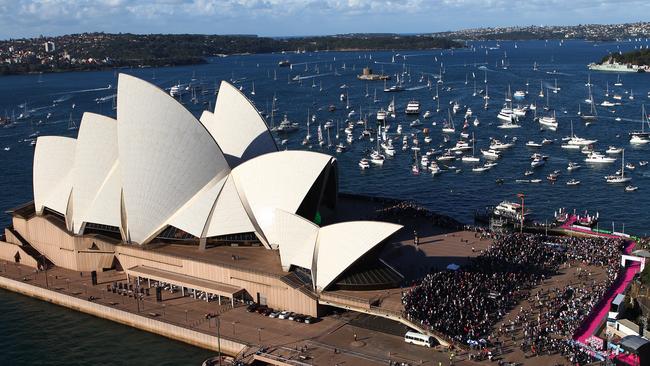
[568, 219, 641, 343]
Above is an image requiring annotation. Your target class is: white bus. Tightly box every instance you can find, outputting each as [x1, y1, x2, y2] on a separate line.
[404, 331, 435, 347]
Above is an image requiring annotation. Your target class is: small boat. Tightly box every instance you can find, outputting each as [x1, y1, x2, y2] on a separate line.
[358, 158, 370, 169]
[423, 110, 432, 119]
[566, 179, 581, 186]
[567, 162, 581, 171]
[585, 152, 616, 164]
[606, 146, 623, 154]
[472, 164, 491, 172]
[525, 141, 542, 148]
[524, 170, 534, 176]
[429, 162, 442, 175]
[542, 138, 553, 145]
[481, 149, 501, 159]
[625, 185, 638, 192]
[531, 157, 545, 168]
[547, 173, 558, 182]
[3, 146, 10, 151]
[639, 161, 648, 167]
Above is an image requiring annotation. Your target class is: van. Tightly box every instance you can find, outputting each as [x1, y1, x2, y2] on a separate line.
[404, 331, 434, 347]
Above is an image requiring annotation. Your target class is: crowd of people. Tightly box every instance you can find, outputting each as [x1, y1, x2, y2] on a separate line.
[402, 232, 626, 364]
[375, 201, 463, 229]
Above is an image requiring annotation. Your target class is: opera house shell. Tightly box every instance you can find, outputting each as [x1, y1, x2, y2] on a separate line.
[27, 74, 402, 293]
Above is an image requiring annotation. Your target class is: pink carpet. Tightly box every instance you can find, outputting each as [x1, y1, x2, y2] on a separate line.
[571, 229, 640, 343]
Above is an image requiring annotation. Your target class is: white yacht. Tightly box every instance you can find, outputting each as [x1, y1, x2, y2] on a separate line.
[405, 101, 421, 115]
[489, 139, 515, 150]
[606, 146, 623, 154]
[567, 136, 598, 146]
[497, 105, 517, 123]
[481, 149, 501, 159]
[566, 179, 581, 186]
[585, 152, 616, 164]
[376, 109, 387, 122]
[442, 109, 455, 133]
[530, 156, 545, 168]
[358, 158, 370, 169]
[370, 150, 385, 165]
[526, 141, 543, 148]
[275, 115, 300, 132]
[567, 162, 581, 171]
[601, 100, 615, 107]
[513, 90, 526, 99]
[538, 111, 558, 129]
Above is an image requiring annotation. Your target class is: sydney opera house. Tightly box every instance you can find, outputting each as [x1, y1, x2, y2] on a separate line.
[0, 74, 404, 316]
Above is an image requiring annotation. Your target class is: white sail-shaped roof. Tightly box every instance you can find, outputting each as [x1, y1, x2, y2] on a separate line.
[116, 74, 230, 244]
[80, 161, 122, 231]
[70, 113, 118, 233]
[205, 175, 256, 238]
[33, 136, 76, 215]
[167, 174, 228, 238]
[260, 209, 319, 270]
[232, 150, 333, 231]
[199, 81, 276, 168]
[314, 221, 402, 291]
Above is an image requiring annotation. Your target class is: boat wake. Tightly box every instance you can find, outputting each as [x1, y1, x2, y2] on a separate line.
[52, 85, 112, 95]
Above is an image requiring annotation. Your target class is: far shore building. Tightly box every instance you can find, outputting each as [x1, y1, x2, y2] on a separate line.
[0, 74, 405, 318]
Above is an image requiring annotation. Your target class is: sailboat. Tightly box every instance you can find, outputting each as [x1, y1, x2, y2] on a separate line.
[581, 86, 597, 122]
[605, 149, 631, 183]
[461, 133, 480, 162]
[302, 109, 312, 145]
[614, 74, 623, 87]
[442, 109, 455, 133]
[67, 113, 78, 130]
[539, 81, 544, 98]
[629, 104, 650, 144]
[317, 124, 324, 147]
[251, 82, 256, 95]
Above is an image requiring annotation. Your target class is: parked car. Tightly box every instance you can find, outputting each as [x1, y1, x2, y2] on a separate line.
[293, 314, 305, 323]
[287, 312, 296, 321]
[278, 311, 290, 319]
[268, 311, 280, 318]
[304, 316, 317, 324]
[255, 305, 269, 314]
[262, 307, 274, 316]
[246, 303, 259, 313]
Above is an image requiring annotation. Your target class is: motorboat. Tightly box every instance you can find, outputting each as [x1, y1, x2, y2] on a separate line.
[561, 143, 581, 150]
[370, 150, 385, 165]
[531, 157, 545, 168]
[405, 101, 421, 115]
[513, 90, 526, 99]
[639, 161, 648, 167]
[542, 138, 553, 145]
[497, 121, 521, 129]
[472, 164, 491, 172]
[481, 149, 501, 159]
[423, 110, 432, 119]
[625, 185, 638, 192]
[524, 170, 534, 176]
[566, 179, 581, 186]
[358, 158, 370, 169]
[493, 201, 526, 219]
[601, 100, 615, 107]
[410, 119, 423, 128]
[567, 136, 597, 146]
[429, 162, 442, 175]
[606, 146, 623, 154]
[275, 115, 300, 132]
[585, 152, 616, 164]
[567, 162, 581, 171]
[497, 105, 517, 123]
[489, 139, 514, 150]
[464, 108, 473, 118]
[473, 117, 480, 127]
[525, 141, 543, 148]
[437, 150, 456, 161]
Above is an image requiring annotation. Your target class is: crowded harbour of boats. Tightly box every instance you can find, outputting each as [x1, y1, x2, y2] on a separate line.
[2, 41, 650, 232]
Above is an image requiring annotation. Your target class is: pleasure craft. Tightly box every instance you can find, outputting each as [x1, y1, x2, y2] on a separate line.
[561, 143, 581, 150]
[566, 179, 581, 186]
[567, 162, 581, 171]
[437, 151, 456, 161]
[410, 119, 423, 128]
[526, 141, 542, 148]
[513, 90, 526, 99]
[473, 117, 480, 127]
[497, 105, 517, 123]
[625, 185, 638, 192]
[497, 121, 521, 129]
[567, 136, 598, 146]
[472, 164, 491, 172]
[464, 108, 473, 119]
[489, 139, 514, 150]
[275, 115, 300, 132]
[601, 100, 615, 107]
[639, 161, 648, 167]
[606, 146, 623, 154]
[429, 162, 442, 175]
[423, 111, 432, 119]
[405, 101, 421, 115]
[530, 157, 545, 168]
[585, 152, 616, 163]
[370, 150, 385, 165]
[542, 138, 553, 145]
[358, 158, 370, 169]
[481, 149, 501, 159]
[524, 170, 534, 176]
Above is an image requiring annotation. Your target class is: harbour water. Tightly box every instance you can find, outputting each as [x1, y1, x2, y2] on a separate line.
[1, 39, 650, 362]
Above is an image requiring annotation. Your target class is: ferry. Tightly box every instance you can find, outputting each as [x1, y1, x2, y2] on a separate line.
[405, 101, 421, 115]
[493, 201, 527, 220]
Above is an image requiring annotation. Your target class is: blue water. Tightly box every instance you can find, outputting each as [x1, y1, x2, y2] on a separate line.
[1, 40, 650, 363]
